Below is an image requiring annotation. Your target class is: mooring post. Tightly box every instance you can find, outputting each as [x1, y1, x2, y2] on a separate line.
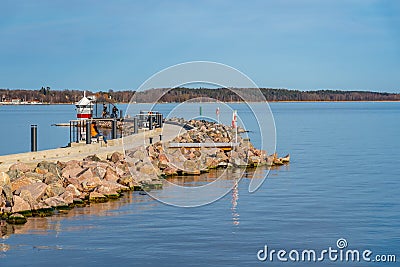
[31, 125, 37, 152]
[133, 117, 138, 134]
[111, 119, 117, 139]
[159, 113, 163, 128]
[149, 115, 153, 130]
[69, 121, 72, 144]
[156, 113, 162, 128]
[154, 113, 159, 127]
[149, 137, 153, 144]
[159, 134, 162, 141]
[86, 120, 91, 144]
[120, 110, 123, 119]
[76, 121, 79, 143]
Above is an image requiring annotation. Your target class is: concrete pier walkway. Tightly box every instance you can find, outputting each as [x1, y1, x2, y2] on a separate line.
[0, 123, 185, 172]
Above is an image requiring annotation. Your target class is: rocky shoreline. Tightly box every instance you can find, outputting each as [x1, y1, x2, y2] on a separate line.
[0, 119, 289, 224]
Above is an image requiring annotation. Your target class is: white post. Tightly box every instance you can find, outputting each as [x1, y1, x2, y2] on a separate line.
[232, 110, 238, 146]
[235, 124, 238, 144]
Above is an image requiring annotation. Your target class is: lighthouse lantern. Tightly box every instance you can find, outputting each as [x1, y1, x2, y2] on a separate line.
[75, 95, 95, 120]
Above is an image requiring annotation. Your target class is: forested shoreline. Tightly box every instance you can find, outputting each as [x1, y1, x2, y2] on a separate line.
[1, 87, 399, 103]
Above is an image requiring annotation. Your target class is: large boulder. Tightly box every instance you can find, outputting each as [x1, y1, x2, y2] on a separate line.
[115, 162, 129, 177]
[1, 184, 12, 202]
[81, 176, 102, 191]
[83, 154, 102, 162]
[117, 176, 138, 188]
[101, 180, 128, 191]
[15, 182, 48, 202]
[109, 152, 124, 163]
[11, 176, 34, 192]
[0, 189, 5, 208]
[37, 161, 61, 177]
[9, 162, 31, 173]
[89, 192, 107, 203]
[62, 165, 83, 179]
[34, 166, 48, 175]
[132, 149, 146, 161]
[31, 202, 53, 215]
[93, 166, 107, 179]
[59, 191, 74, 204]
[231, 157, 248, 167]
[77, 168, 94, 182]
[163, 166, 178, 176]
[45, 183, 66, 197]
[183, 160, 200, 175]
[158, 159, 169, 169]
[96, 181, 128, 196]
[138, 164, 157, 175]
[205, 157, 218, 169]
[147, 146, 158, 159]
[92, 164, 108, 179]
[6, 213, 27, 224]
[0, 172, 10, 187]
[23, 171, 44, 182]
[63, 160, 81, 169]
[249, 156, 261, 165]
[44, 196, 68, 208]
[65, 177, 82, 191]
[65, 184, 82, 198]
[11, 195, 31, 213]
[216, 151, 229, 162]
[18, 189, 36, 208]
[43, 172, 63, 184]
[6, 169, 24, 181]
[103, 167, 119, 182]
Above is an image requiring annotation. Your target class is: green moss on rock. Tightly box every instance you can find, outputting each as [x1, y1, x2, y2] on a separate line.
[6, 213, 27, 224]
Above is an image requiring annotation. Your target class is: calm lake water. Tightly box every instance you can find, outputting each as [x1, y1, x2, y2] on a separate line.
[0, 102, 399, 266]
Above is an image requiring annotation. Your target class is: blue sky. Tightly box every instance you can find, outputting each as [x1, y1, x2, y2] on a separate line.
[0, 0, 399, 92]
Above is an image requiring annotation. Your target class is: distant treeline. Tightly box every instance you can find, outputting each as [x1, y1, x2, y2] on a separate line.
[1, 87, 399, 103]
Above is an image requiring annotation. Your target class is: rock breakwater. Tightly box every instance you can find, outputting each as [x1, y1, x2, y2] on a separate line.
[0, 118, 288, 224]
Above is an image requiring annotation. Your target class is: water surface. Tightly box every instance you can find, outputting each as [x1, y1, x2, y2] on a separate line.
[0, 102, 399, 266]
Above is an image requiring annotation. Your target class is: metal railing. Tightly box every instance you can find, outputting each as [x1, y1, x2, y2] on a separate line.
[69, 118, 122, 144]
[69, 111, 164, 145]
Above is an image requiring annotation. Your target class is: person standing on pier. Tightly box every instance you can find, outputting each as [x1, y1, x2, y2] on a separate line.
[102, 104, 108, 118]
[111, 105, 118, 118]
[91, 121, 108, 144]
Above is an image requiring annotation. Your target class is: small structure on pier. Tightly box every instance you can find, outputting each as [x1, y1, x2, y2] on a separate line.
[76, 94, 95, 120]
[75, 92, 122, 120]
[69, 110, 164, 145]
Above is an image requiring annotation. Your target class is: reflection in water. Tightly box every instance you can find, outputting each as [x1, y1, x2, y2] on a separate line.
[231, 179, 240, 226]
[1, 165, 284, 257]
[0, 192, 156, 240]
[166, 171, 220, 186]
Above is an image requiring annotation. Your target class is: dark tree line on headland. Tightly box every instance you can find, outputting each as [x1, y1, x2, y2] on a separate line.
[1, 87, 399, 103]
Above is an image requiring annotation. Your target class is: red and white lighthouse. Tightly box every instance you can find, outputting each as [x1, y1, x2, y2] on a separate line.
[75, 93, 95, 120]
